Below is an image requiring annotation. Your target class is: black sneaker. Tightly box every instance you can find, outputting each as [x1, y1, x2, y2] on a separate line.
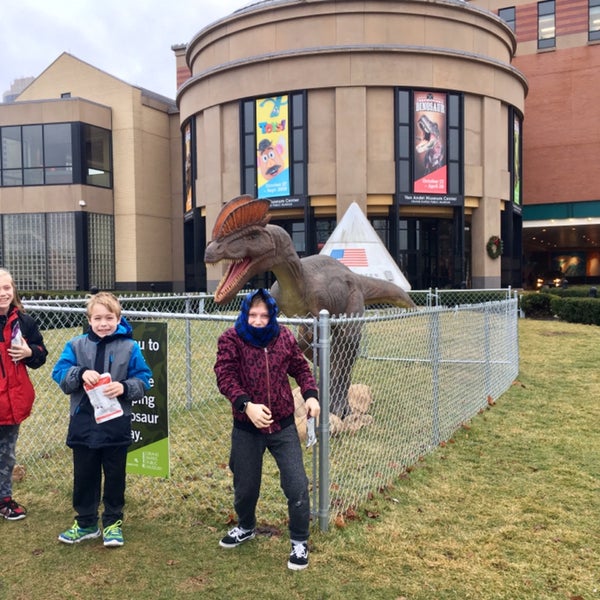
[0, 497, 27, 521]
[219, 526, 256, 548]
[287, 541, 309, 570]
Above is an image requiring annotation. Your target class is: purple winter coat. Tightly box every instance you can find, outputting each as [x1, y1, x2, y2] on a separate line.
[214, 325, 318, 434]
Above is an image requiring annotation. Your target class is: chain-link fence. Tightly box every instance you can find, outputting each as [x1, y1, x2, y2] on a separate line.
[17, 290, 518, 530]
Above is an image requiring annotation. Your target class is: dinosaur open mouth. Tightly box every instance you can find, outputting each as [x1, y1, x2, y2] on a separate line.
[214, 257, 253, 303]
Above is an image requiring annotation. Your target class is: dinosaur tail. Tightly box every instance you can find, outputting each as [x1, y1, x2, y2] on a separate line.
[358, 275, 416, 309]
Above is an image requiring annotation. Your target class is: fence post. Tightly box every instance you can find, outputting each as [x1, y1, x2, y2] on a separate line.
[484, 303, 492, 401]
[429, 309, 441, 446]
[185, 303, 193, 410]
[317, 309, 331, 531]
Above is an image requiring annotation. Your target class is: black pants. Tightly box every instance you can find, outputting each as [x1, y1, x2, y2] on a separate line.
[71, 445, 128, 529]
[229, 423, 310, 542]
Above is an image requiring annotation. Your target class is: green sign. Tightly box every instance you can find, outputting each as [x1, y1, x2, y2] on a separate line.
[126, 322, 169, 478]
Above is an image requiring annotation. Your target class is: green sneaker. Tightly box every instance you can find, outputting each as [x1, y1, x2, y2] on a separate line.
[103, 520, 124, 547]
[58, 521, 101, 544]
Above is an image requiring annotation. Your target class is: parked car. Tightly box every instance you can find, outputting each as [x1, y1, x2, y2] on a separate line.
[536, 270, 567, 289]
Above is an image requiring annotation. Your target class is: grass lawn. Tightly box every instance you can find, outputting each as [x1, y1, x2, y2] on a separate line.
[1, 318, 599, 600]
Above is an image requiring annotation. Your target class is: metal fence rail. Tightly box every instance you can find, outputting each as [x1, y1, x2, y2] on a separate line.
[18, 291, 518, 530]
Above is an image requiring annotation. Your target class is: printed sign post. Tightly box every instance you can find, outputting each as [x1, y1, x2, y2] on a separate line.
[127, 322, 169, 478]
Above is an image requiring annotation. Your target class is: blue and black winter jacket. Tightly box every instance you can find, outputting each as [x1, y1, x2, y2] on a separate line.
[52, 317, 152, 448]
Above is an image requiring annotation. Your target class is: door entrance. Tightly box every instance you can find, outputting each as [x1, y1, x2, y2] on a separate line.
[401, 218, 456, 289]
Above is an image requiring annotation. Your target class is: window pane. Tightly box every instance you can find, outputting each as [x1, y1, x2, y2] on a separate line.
[2, 127, 22, 169]
[24, 169, 44, 185]
[2, 169, 22, 186]
[22, 125, 43, 168]
[397, 90, 410, 123]
[292, 129, 304, 161]
[243, 101, 254, 134]
[292, 94, 303, 128]
[448, 129, 460, 161]
[538, 0, 555, 46]
[45, 167, 72, 184]
[539, 14, 555, 39]
[83, 124, 111, 187]
[44, 123, 72, 168]
[499, 7, 516, 31]
[292, 163, 305, 195]
[291, 222, 305, 254]
[591, 5, 600, 32]
[398, 125, 410, 158]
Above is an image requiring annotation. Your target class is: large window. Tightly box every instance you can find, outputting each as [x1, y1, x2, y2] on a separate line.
[0, 122, 111, 188]
[0, 212, 114, 291]
[499, 6, 516, 31]
[83, 124, 112, 187]
[538, 1, 556, 49]
[590, 0, 600, 41]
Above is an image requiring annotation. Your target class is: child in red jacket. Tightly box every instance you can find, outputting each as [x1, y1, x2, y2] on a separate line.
[214, 289, 320, 570]
[0, 269, 48, 520]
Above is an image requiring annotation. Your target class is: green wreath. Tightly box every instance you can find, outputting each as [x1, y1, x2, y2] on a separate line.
[486, 235, 503, 259]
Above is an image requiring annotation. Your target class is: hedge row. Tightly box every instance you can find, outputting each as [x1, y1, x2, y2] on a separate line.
[520, 292, 600, 325]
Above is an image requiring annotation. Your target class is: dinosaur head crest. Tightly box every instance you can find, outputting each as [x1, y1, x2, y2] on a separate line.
[212, 195, 271, 241]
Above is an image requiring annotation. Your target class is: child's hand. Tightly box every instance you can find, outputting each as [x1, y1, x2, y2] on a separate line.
[305, 397, 320, 419]
[102, 381, 125, 398]
[7, 340, 32, 362]
[82, 370, 102, 386]
[246, 402, 273, 429]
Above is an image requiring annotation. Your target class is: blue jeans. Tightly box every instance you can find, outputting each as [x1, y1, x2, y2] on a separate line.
[0, 424, 20, 498]
[229, 423, 310, 541]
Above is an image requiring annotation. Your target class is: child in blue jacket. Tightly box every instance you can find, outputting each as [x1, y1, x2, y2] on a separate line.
[52, 292, 151, 547]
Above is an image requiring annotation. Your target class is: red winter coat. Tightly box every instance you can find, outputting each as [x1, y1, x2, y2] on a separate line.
[0, 308, 48, 425]
[214, 326, 318, 434]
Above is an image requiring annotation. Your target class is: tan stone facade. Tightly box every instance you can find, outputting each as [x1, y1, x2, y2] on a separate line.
[0, 53, 184, 291]
[178, 0, 527, 290]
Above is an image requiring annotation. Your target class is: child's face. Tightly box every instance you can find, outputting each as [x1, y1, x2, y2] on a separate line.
[88, 303, 119, 337]
[248, 300, 269, 328]
[0, 273, 14, 316]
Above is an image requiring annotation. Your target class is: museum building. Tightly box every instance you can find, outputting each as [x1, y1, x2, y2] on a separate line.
[3, 0, 596, 293]
[177, 0, 527, 292]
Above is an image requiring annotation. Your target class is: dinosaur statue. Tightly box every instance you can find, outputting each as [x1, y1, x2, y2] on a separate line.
[204, 195, 416, 417]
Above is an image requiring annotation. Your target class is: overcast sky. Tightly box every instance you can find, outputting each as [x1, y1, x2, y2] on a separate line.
[0, 0, 252, 100]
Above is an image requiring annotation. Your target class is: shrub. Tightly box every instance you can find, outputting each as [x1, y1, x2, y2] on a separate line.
[519, 292, 554, 319]
[550, 296, 600, 326]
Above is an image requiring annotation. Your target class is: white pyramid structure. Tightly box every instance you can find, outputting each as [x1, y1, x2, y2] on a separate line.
[319, 202, 412, 290]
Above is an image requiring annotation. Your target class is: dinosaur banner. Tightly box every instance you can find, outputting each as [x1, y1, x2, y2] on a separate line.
[413, 91, 447, 194]
[256, 95, 290, 199]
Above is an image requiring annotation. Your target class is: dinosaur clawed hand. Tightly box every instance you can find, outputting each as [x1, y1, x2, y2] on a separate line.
[293, 383, 374, 441]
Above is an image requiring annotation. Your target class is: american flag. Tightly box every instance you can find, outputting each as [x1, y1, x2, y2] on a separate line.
[329, 248, 368, 267]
